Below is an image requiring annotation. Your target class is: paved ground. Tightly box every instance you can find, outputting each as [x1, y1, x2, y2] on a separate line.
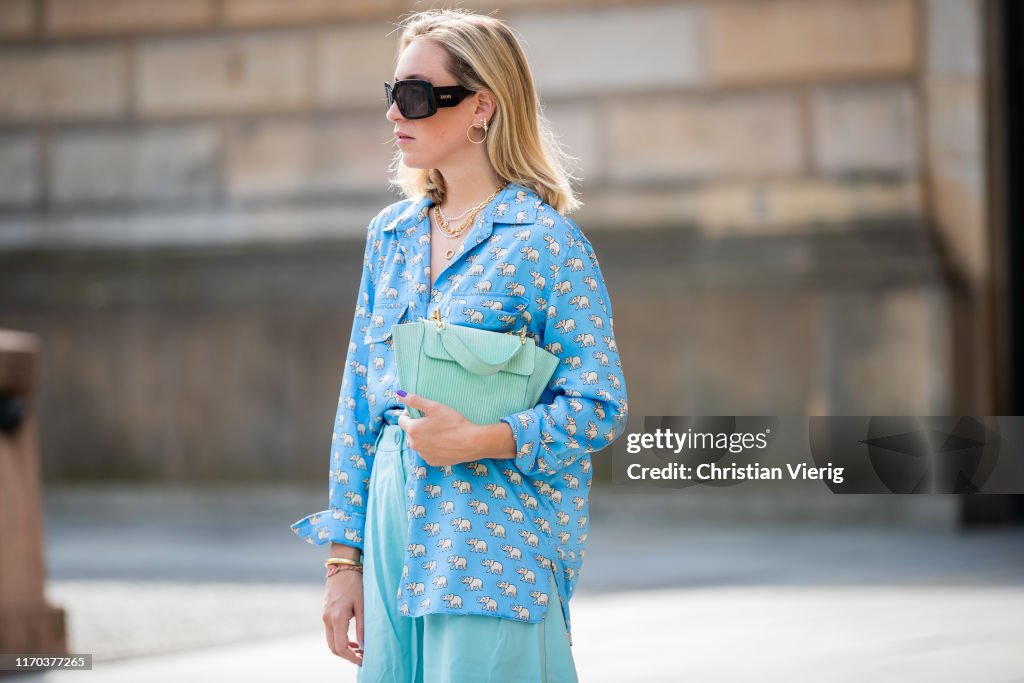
[7, 484, 1024, 682]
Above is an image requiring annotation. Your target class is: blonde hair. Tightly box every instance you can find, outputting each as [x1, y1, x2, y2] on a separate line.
[387, 8, 581, 214]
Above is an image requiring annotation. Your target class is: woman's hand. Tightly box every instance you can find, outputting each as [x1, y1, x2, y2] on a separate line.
[323, 570, 364, 667]
[395, 390, 486, 466]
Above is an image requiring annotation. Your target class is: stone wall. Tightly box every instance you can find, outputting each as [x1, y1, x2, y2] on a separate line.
[0, 0, 927, 243]
[0, 1, 989, 493]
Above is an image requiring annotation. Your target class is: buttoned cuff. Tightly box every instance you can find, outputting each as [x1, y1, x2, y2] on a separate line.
[290, 508, 366, 551]
[500, 412, 545, 476]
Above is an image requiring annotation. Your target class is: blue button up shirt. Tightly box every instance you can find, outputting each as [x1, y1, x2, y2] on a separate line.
[291, 181, 629, 644]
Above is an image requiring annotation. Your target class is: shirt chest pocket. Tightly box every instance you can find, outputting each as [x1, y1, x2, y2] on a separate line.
[447, 292, 526, 333]
[364, 301, 410, 347]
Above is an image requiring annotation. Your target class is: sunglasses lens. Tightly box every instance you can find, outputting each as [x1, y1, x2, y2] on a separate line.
[395, 81, 432, 119]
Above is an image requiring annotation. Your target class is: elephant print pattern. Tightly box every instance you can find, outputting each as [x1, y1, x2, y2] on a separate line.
[291, 181, 629, 646]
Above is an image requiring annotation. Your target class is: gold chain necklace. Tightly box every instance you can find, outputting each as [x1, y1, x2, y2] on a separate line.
[435, 183, 506, 235]
[432, 183, 507, 260]
[437, 203, 474, 224]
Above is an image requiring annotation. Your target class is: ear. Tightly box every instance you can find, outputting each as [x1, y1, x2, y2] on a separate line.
[472, 89, 496, 123]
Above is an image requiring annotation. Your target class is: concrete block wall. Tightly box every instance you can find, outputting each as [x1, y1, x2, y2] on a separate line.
[0, 0, 929, 244]
[0, 0, 987, 492]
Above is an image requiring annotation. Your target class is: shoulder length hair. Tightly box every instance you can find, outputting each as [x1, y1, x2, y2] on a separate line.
[387, 8, 581, 215]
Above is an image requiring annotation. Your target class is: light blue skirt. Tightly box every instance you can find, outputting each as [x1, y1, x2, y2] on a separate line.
[357, 423, 579, 683]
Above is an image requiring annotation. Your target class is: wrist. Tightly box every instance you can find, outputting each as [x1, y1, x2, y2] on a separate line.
[470, 422, 517, 460]
[329, 542, 362, 562]
[325, 556, 364, 579]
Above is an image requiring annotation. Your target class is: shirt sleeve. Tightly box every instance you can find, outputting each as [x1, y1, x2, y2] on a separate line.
[499, 216, 629, 477]
[290, 214, 381, 550]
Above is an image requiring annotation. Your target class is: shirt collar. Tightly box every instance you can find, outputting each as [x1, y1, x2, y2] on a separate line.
[381, 181, 540, 239]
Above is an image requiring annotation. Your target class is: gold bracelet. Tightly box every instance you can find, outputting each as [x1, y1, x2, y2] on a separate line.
[325, 557, 362, 567]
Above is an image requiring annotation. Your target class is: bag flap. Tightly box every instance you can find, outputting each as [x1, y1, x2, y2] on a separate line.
[422, 322, 536, 376]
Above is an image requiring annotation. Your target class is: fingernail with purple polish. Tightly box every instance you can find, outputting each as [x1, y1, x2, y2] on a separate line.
[397, 389, 407, 397]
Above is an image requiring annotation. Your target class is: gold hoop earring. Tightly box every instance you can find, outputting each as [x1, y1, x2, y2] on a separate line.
[466, 118, 488, 144]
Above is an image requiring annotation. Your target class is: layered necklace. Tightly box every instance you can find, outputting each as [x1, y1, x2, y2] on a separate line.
[432, 182, 507, 261]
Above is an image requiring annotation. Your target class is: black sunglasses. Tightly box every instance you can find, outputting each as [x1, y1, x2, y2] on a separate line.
[384, 79, 474, 119]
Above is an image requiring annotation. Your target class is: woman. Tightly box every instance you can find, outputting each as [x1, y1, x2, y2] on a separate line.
[291, 8, 628, 682]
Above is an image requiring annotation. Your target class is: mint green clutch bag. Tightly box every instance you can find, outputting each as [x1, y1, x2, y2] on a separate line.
[391, 312, 560, 425]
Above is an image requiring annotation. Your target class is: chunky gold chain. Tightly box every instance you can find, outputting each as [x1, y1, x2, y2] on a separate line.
[434, 183, 507, 238]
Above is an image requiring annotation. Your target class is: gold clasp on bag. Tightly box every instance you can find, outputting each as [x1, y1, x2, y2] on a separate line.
[430, 308, 446, 330]
[505, 325, 528, 345]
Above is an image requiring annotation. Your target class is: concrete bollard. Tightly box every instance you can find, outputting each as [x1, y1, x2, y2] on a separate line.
[0, 330, 66, 658]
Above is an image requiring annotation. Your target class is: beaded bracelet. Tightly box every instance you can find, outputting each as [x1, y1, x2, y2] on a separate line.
[326, 563, 363, 578]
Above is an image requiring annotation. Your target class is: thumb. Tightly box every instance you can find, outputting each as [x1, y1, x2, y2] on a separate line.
[396, 389, 439, 413]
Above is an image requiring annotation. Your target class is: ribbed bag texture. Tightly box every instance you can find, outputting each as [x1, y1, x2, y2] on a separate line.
[391, 320, 559, 425]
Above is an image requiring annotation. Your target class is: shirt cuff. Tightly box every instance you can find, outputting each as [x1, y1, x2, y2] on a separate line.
[290, 508, 366, 551]
[500, 412, 543, 476]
